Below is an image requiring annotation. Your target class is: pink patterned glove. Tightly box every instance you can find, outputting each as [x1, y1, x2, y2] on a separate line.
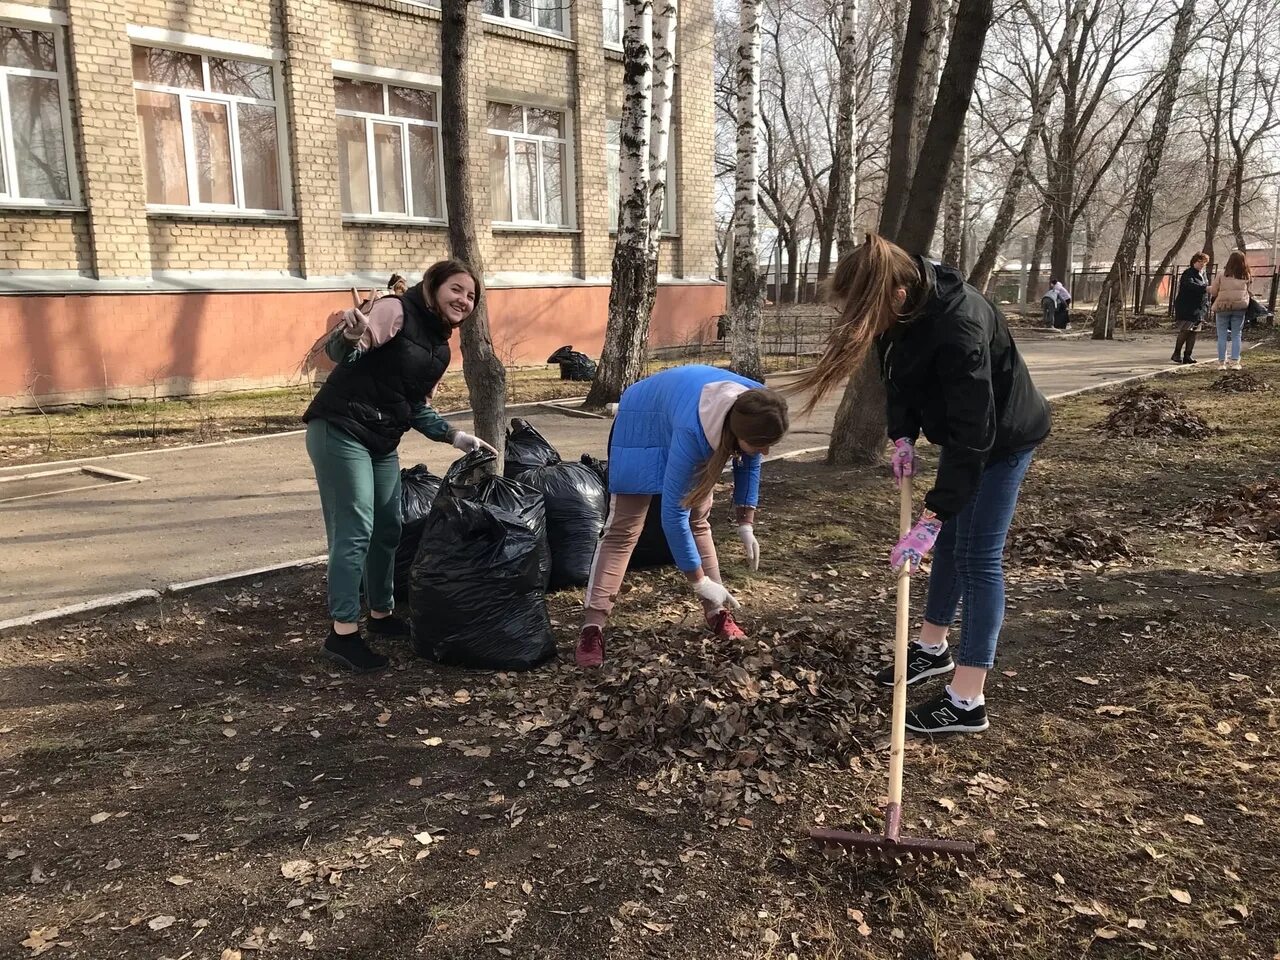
[891, 438, 917, 486]
[890, 512, 942, 573]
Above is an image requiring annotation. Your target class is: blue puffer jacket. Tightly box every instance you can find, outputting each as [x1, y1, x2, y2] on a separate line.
[609, 364, 764, 572]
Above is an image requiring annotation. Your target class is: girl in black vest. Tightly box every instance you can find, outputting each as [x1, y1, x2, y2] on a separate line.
[304, 260, 494, 671]
[798, 235, 1051, 736]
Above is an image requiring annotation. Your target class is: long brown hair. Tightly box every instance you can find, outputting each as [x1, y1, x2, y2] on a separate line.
[793, 234, 922, 414]
[1223, 251, 1251, 281]
[683, 388, 790, 508]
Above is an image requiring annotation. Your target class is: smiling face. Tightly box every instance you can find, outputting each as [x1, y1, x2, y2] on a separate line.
[432, 272, 477, 327]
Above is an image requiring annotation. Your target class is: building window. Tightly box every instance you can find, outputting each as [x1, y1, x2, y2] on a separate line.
[131, 45, 285, 213]
[606, 116, 676, 234]
[488, 102, 571, 227]
[484, 0, 565, 36]
[602, 0, 622, 46]
[0, 24, 75, 205]
[335, 77, 444, 221]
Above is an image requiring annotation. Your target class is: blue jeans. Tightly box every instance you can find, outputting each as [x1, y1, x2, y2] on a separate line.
[923, 446, 1035, 669]
[1216, 311, 1245, 362]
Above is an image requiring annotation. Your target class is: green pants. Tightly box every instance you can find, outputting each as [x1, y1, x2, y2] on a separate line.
[305, 419, 402, 623]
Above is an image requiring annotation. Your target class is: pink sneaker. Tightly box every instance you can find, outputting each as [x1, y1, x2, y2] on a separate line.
[575, 625, 605, 667]
[707, 609, 747, 640]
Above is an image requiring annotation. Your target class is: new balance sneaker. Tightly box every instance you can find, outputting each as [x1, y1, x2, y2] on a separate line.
[366, 613, 410, 638]
[322, 628, 390, 673]
[875, 641, 955, 687]
[576, 625, 605, 668]
[707, 609, 747, 640]
[904, 689, 989, 735]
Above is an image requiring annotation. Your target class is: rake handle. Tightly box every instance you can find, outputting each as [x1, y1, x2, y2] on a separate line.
[884, 474, 913, 841]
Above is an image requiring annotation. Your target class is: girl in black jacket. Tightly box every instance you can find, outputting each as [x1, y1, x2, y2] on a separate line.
[1171, 253, 1209, 364]
[799, 234, 1051, 735]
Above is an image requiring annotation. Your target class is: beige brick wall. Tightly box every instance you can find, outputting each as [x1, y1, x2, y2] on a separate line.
[147, 220, 297, 271]
[125, 0, 280, 49]
[330, 0, 442, 74]
[490, 230, 578, 275]
[4, 0, 719, 286]
[341, 223, 449, 273]
[0, 215, 93, 272]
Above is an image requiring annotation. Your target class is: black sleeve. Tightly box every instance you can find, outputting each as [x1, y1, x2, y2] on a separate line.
[924, 323, 997, 520]
[877, 338, 920, 443]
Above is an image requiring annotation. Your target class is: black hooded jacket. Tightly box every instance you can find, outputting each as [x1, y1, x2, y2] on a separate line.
[303, 283, 453, 455]
[875, 259, 1051, 520]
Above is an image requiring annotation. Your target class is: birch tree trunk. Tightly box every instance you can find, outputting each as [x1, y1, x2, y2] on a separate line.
[729, 0, 765, 382]
[1093, 0, 1197, 339]
[968, 0, 1084, 291]
[646, 0, 677, 269]
[441, 0, 507, 460]
[584, 0, 655, 408]
[941, 130, 966, 267]
[833, 0, 859, 260]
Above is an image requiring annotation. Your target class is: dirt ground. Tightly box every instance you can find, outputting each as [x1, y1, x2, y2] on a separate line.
[2, 345, 1278, 960]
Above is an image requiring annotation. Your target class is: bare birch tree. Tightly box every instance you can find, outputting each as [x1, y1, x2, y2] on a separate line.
[730, 0, 766, 382]
[585, 0, 655, 408]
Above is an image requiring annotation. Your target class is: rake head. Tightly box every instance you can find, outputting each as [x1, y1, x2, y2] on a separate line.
[809, 805, 977, 864]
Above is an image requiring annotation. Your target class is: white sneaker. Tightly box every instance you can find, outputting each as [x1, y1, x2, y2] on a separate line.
[1218, 361, 1228, 370]
[1229, 360, 1242, 370]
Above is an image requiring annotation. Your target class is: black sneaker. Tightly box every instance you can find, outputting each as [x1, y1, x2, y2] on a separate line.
[875, 642, 955, 687]
[366, 614, 410, 639]
[322, 629, 390, 672]
[1183, 356, 1197, 364]
[904, 690, 989, 735]
[1171, 354, 1183, 364]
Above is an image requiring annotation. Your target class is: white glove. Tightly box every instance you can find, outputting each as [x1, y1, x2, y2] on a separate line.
[693, 577, 741, 611]
[736, 524, 760, 571]
[451, 430, 497, 455]
[341, 308, 369, 342]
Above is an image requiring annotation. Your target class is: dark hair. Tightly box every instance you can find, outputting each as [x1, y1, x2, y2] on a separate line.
[1223, 251, 1251, 280]
[683, 389, 790, 508]
[422, 260, 482, 321]
[1050, 278, 1060, 285]
[793, 233, 921, 413]
[1191, 252, 1209, 267]
[388, 273, 407, 290]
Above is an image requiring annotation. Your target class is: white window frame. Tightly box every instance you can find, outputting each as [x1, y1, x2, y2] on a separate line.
[129, 35, 292, 217]
[488, 102, 576, 229]
[0, 15, 79, 208]
[602, 0, 623, 49]
[483, 0, 570, 39]
[333, 70, 446, 225]
[605, 115, 677, 236]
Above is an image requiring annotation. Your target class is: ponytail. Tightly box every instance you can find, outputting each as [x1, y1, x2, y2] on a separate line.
[792, 233, 921, 414]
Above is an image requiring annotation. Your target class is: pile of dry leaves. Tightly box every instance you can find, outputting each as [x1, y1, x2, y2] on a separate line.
[514, 628, 882, 821]
[1199, 478, 1280, 544]
[1009, 520, 1142, 569]
[1208, 370, 1270, 393]
[1100, 385, 1213, 439]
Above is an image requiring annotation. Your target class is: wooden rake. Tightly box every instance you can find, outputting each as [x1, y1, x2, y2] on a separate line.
[810, 475, 976, 863]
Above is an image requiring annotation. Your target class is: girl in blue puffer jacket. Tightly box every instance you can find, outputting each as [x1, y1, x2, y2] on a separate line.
[575, 365, 790, 667]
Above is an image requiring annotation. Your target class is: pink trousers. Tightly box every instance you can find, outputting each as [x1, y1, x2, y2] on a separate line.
[583, 493, 721, 627]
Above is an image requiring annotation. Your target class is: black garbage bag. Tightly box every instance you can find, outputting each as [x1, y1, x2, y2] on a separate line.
[410, 449, 555, 671]
[394, 464, 444, 603]
[518, 461, 607, 589]
[504, 417, 560, 479]
[546, 345, 597, 382]
[578, 455, 674, 571]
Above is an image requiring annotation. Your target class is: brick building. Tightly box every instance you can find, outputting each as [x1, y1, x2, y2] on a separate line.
[0, 0, 722, 407]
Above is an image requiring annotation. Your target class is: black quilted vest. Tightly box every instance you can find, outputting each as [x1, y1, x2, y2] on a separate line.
[304, 283, 453, 455]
